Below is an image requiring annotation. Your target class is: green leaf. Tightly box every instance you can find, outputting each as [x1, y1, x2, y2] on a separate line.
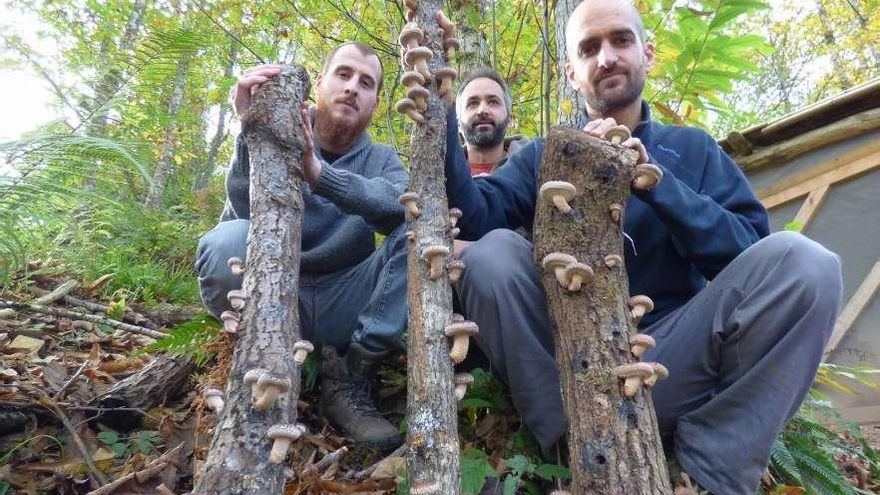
[534, 463, 571, 481]
[460, 449, 497, 494]
[503, 474, 520, 495]
[97, 431, 119, 445]
[0, 480, 10, 495]
[505, 454, 533, 476]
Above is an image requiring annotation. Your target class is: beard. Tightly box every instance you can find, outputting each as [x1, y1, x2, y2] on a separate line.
[584, 69, 646, 114]
[462, 117, 509, 149]
[314, 95, 371, 151]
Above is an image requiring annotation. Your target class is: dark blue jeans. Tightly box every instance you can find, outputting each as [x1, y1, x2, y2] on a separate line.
[195, 219, 408, 352]
[455, 229, 842, 495]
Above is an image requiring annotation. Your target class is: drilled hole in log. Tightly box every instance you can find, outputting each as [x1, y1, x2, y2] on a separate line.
[595, 454, 607, 465]
[593, 164, 618, 186]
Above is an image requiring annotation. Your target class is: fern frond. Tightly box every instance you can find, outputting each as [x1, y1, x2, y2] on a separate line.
[771, 437, 804, 484]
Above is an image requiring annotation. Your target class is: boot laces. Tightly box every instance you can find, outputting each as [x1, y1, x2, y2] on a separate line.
[341, 378, 384, 419]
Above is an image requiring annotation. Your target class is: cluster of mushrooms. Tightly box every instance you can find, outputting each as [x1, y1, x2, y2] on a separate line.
[395, 1, 459, 123]
[540, 126, 669, 399]
[202, 256, 317, 465]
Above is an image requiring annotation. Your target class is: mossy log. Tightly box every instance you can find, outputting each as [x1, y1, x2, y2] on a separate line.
[193, 65, 310, 495]
[532, 127, 671, 494]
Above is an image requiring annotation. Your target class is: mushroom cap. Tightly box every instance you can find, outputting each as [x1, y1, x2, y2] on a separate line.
[398, 22, 424, 46]
[404, 46, 433, 66]
[542, 252, 577, 271]
[634, 163, 663, 187]
[409, 481, 441, 495]
[448, 208, 463, 220]
[401, 71, 425, 87]
[205, 387, 223, 398]
[445, 320, 479, 337]
[629, 334, 656, 348]
[227, 256, 243, 268]
[293, 340, 314, 353]
[609, 203, 623, 215]
[564, 262, 594, 279]
[220, 310, 239, 322]
[452, 313, 465, 322]
[407, 85, 429, 99]
[613, 362, 654, 378]
[453, 372, 474, 385]
[629, 295, 655, 312]
[258, 373, 291, 390]
[395, 97, 418, 113]
[243, 368, 268, 384]
[422, 245, 451, 258]
[434, 66, 458, 80]
[603, 125, 631, 143]
[604, 254, 623, 267]
[539, 181, 577, 200]
[399, 191, 419, 203]
[267, 423, 303, 441]
[447, 259, 465, 270]
[651, 362, 669, 379]
[444, 37, 460, 50]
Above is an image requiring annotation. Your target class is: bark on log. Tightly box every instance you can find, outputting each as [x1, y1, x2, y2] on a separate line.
[401, 3, 461, 493]
[91, 354, 195, 430]
[532, 127, 671, 494]
[192, 65, 310, 495]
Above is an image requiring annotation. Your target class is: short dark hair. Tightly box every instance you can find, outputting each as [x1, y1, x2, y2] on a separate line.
[455, 67, 513, 115]
[322, 41, 384, 93]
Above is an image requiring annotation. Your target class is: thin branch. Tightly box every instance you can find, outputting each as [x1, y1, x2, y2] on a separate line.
[0, 300, 166, 339]
[190, 0, 265, 63]
[324, 0, 398, 56]
[53, 360, 90, 402]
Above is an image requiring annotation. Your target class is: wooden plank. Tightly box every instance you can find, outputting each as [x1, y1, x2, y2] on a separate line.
[754, 138, 880, 200]
[736, 107, 880, 172]
[825, 261, 880, 356]
[761, 149, 880, 209]
[791, 185, 830, 231]
[839, 405, 880, 425]
[760, 79, 880, 137]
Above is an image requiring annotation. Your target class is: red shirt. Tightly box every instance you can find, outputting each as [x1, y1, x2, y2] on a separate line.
[469, 162, 494, 176]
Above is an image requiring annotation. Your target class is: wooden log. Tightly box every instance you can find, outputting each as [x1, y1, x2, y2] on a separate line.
[401, 3, 461, 494]
[91, 354, 195, 431]
[532, 127, 671, 494]
[192, 65, 310, 495]
[735, 107, 880, 172]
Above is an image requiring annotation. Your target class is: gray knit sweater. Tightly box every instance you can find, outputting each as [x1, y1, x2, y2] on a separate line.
[220, 123, 409, 274]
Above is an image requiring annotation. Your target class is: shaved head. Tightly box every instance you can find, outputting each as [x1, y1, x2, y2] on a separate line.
[563, 0, 653, 117]
[566, 0, 645, 58]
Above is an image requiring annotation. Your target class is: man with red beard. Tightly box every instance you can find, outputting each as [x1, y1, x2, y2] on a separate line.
[195, 42, 408, 451]
[440, 1, 842, 493]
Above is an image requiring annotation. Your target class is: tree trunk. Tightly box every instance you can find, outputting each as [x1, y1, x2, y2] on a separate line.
[532, 128, 671, 494]
[401, 2, 461, 493]
[450, 0, 489, 75]
[91, 354, 195, 431]
[193, 65, 310, 495]
[195, 40, 239, 192]
[83, 0, 146, 190]
[145, 55, 190, 208]
[555, 0, 585, 127]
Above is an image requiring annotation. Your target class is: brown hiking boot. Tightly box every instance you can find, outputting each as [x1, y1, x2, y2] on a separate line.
[319, 343, 403, 450]
[668, 458, 711, 495]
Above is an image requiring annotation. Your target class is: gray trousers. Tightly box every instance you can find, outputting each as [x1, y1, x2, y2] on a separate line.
[455, 229, 842, 495]
[195, 219, 408, 352]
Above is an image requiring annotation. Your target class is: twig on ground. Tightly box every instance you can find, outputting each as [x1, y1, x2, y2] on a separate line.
[53, 360, 90, 401]
[85, 443, 183, 495]
[348, 443, 407, 481]
[33, 280, 80, 305]
[30, 286, 159, 329]
[0, 300, 166, 339]
[302, 446, 349, 478]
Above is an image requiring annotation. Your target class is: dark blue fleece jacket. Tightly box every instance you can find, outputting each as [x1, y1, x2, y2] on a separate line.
[445, 103, 770, 327]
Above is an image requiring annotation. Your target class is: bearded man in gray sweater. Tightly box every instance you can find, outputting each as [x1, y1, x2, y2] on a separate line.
[195, 42, 409, 450]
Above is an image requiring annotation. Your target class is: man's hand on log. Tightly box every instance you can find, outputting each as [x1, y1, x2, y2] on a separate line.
[231, 64, 283, 117]
[300, 107, 322, 184]
[583, 118, 649, 165]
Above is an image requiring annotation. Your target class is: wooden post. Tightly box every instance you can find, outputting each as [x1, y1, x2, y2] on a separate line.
[398, 2, 462, 493]
[192, 65, 311, 495]
[532, 127, 672, 494]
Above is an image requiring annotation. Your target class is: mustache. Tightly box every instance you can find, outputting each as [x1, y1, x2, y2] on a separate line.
[336, 95, 359, 111]
[594, 69, 627, 84]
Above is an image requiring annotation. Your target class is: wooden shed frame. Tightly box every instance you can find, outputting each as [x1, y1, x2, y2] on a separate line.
[720, 78, 880, 425]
